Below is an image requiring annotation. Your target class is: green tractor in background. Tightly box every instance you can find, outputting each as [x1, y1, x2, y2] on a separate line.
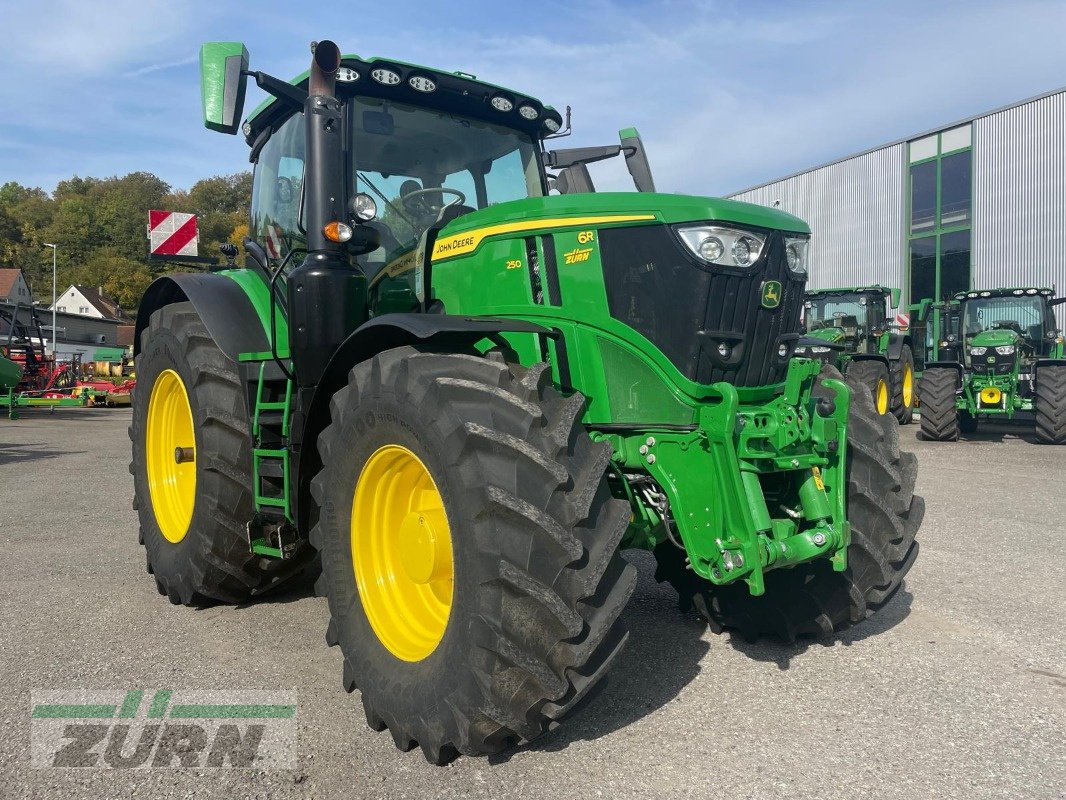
[797, 286, 916, 423]
[920, 287, 1066, 442]
[129, 40, 923, 763]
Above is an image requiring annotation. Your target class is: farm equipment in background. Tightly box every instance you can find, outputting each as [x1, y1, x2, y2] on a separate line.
[796, 286, 916, 423]
[0, 304, 133, 418]
[919, 287, 1066, 442]
[129, 39, 922, 763]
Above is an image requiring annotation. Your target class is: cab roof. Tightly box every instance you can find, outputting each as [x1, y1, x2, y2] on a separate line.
[245, 54, 562, 145]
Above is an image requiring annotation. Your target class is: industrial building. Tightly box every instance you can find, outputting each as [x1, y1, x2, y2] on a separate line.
[728, 87, 1066, 323]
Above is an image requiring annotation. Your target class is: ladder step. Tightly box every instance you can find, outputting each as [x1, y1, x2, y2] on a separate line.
[258, 498, 288, 509]
[254, 448, 287, 458]
[257, 402, 290, 411]
[258, 461, 284, 479]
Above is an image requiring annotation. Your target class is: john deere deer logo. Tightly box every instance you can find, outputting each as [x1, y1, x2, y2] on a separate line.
[761, 280, 782, 309]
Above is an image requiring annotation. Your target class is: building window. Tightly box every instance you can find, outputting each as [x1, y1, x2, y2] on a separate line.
[79, 306, 90, 314]
[907, 124, 972, 303]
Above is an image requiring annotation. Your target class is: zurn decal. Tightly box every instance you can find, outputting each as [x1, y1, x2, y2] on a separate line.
[30, 689, 296, 769]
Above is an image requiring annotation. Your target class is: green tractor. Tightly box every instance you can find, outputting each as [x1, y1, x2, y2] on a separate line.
[797, 286, 916, 423]
[130, 40, 923, 763]
[920, 287, 1066, 443]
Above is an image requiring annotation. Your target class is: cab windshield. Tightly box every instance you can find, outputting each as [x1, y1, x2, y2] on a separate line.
[351, 97, 543, 267]
[961, 296, 1044, 340]
[805, 293, 873, 332]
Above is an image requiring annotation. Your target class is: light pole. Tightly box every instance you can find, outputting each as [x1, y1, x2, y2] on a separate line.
[43, 243, 57, 356]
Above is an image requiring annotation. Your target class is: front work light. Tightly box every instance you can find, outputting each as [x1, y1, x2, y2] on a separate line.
[970, 346, 987, 356]
[370, 67, 401, 85]
[995, 345, 1016, 355]
[351, 192, 378, 222]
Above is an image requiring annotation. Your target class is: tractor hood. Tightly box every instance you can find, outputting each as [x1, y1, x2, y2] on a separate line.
[432, 192, 810, 254]
[804, 327, 846, 344]
[969, 329, 1021, 348]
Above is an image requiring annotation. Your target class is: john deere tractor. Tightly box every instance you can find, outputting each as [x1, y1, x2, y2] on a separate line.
[797, 286, 916, 423]
[130, 41, 923, 763]
[920, 287, 1066, 443]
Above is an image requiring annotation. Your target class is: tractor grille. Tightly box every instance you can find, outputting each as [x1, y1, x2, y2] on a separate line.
[970, 350, 1016, 375]
[599, 223, 805, 387]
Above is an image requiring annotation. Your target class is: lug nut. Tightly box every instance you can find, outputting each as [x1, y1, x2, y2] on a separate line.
[646, 454, 656, 464]
[639, 445, 648, 455]
[646, 437, 656, 447]
[812, 532, 827, 546]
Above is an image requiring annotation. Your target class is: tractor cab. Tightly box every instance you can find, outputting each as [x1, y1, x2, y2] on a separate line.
[803, 287, 898, 355]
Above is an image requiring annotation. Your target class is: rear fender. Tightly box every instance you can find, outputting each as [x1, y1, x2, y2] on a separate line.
[134, 273, 269, 359]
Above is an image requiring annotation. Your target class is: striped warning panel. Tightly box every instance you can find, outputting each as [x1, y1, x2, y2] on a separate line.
[148, 210, 199, 257]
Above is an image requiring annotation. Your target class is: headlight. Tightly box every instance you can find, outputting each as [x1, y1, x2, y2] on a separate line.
[811, 346, 831, 354]
[784, 237, 809, 276]
[970, 346, 987, 356]
[995, 345, 1015, 355]
[675, 225, 766, 269]
[947, 334, 958, 342]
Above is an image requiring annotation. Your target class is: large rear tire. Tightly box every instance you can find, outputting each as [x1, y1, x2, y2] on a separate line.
[918, 367, 960, 441]
[130, 302, 296, 605]
[1035, 364, 1066, 444]
[846, 358, 891, 417]
[655, 366, 923, 641]
[890, 344, 915, 424]
[311, 348, 637, 763]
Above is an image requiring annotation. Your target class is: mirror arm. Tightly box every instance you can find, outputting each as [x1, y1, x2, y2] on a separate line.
[247, 70, 309, 113]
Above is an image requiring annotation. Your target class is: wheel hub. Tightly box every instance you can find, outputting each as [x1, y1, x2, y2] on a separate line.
[351, 444, 454, 662]
[146, 368, 196, 544]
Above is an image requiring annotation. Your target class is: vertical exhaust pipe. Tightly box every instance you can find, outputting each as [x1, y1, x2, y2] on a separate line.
[308, 40, 340, 98]
[287, 39, 368, 387]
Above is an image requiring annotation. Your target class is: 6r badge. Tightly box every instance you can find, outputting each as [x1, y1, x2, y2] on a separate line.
[760, 280, 782, 309]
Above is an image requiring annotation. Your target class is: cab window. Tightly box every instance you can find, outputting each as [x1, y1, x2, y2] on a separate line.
[250, 112, 307, 268]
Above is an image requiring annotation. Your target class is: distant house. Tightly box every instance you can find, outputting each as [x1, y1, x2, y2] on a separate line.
[50, 285, 133, 322]
[0, 268, 33, 305]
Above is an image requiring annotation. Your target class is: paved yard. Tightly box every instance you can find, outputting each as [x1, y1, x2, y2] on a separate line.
[1, 408, 1063, 799]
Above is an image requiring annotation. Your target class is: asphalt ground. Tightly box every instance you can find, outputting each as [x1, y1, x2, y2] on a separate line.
[1, 407, 1063, 799]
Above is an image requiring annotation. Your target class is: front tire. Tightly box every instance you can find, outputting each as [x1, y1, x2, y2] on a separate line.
[846, 359, 891, 417]
[130, 302, 292, 605]
[1035, 364, 1066, 444]
[311, 348, 637, 763]
[918, 367, 960, 441]
[655, 366, 923, 641]
[891, 344, 915, 424]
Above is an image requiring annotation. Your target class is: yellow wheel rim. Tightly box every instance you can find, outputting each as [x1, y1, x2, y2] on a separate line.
[146, 368, 196, 543]
[351, 444, 454, 662]
[902, 364, 914, 408]
[876, 378, 889, 415]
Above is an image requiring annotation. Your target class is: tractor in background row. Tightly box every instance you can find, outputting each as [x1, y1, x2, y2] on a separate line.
[129, 39, 923, 763]
[920, 287, 1066, 443]
[796, 286, 916, 423]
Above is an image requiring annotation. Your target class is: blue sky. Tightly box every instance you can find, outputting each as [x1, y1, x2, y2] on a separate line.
[3, 0, 1066, 196]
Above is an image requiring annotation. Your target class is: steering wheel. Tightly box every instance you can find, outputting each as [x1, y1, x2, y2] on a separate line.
[401, 187, 466, 215]
[992, 320, 1024, 335]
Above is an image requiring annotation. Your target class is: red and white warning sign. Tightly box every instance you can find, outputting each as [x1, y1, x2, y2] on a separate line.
[148, 210, 199, 257]
[895, 312, 910, 329]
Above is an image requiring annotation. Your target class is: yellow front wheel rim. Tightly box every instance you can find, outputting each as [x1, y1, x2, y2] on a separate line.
[352, 444, 454, 662]
[876, 378, 889, 415]
[146, 369, 196, 543]
[902, 364, 914, 408]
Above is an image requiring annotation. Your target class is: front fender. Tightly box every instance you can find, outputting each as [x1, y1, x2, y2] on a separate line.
[294, 313, 549, 532]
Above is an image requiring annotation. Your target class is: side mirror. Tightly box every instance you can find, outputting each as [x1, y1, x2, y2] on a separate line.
[889, 287, 901, 308]
[619, 127, 656, 192]
[200, 42, 250, 135]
